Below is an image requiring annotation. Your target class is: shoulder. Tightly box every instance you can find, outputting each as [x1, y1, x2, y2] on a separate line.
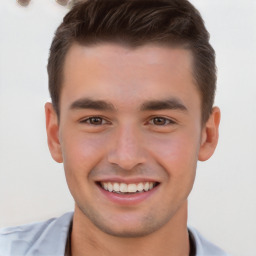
[188, 226, 232, 256]
[0, 212, 73, 256]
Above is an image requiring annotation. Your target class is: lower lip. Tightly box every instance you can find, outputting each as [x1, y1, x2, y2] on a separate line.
[97, 184, 160, 206]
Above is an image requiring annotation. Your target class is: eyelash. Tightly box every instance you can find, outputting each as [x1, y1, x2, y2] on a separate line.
[148, 117, 176, 126]
[80, 116, 176, 126]
[80, 116, 109, 126]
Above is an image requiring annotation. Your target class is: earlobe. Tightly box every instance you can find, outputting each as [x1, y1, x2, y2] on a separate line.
[45, 102, 63, 163]
[198, 107, 221, 161]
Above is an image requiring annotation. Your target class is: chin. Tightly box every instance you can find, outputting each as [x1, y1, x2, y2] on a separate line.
[82, 208, 170, 238]
[93, 222, 159, 238]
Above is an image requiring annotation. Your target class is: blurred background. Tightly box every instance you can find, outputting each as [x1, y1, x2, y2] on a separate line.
[0, 1, 255, 255]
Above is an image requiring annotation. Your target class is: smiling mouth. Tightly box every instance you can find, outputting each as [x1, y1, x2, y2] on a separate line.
[98, 181, 159, 194]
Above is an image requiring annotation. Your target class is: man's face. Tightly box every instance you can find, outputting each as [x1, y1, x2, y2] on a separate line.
[47, 43, 215, 237]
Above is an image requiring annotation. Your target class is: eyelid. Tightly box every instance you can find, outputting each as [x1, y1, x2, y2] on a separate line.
[147, 116, 177, 126]
[79, 116, 111, 125]
[78, 115, 177, 126]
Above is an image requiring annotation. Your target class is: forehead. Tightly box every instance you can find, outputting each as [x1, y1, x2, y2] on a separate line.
[61, 43, 199, 111]
[63, 42, 194, 77]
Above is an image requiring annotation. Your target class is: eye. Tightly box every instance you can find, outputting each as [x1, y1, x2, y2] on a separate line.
[80, 116, 108, 125]
[149, 117, 176, 126]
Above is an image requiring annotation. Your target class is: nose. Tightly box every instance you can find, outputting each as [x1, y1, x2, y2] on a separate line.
[107, 125, 146, 170]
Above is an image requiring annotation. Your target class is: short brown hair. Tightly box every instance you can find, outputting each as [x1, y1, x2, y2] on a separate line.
[48, 0, 216, 123]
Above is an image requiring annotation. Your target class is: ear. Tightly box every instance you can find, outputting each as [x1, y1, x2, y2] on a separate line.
[45, 102, 63, 163]
[198, 107, 221, 161]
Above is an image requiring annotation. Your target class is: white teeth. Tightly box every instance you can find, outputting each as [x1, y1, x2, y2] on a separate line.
[144, 182, 149, 191]
[113, 183, 119, 192]
[120, 183, 128, 193]
[137, 183, 144, 192]
[103, 183, 108, 190]
[127, 184, 137, 193]
[108, 182, 113, 192]
[101, 181, 156, 193]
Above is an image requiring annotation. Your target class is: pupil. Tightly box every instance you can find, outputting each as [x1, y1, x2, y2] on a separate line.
[91, 117, 102, 124]
[154, 117, 165, 125]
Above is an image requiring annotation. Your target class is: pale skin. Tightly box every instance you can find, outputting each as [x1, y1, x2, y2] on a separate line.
[45, 43, 220, 256]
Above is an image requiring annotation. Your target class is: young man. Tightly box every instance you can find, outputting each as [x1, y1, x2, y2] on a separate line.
[0, 0, 230, 255]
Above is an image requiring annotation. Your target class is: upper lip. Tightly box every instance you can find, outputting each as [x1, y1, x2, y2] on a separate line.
[95, 177, 160, 184]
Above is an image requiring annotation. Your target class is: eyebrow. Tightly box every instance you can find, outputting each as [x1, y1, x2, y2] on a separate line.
[70, 98, 116, 111]
[140, 98, 188, 112]
[69, 97, 188, 112]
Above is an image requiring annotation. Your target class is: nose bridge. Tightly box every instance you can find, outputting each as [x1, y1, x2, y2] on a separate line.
[107, 123, 146, 170]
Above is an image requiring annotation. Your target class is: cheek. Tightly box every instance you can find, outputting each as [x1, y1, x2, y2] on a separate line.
[146, 131, 200, 176]
[60, 131, 108, 177]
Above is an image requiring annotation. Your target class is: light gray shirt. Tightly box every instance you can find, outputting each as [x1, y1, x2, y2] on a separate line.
[0, 212, 230, 256]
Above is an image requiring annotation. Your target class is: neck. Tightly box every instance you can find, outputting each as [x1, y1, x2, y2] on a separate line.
[71, 202, 190, 256]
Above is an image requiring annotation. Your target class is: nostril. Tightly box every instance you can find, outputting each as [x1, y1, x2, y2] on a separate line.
[107, 149, 146, 171]
[17, 0, 31, 6]
[56, 0, 69, 6]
